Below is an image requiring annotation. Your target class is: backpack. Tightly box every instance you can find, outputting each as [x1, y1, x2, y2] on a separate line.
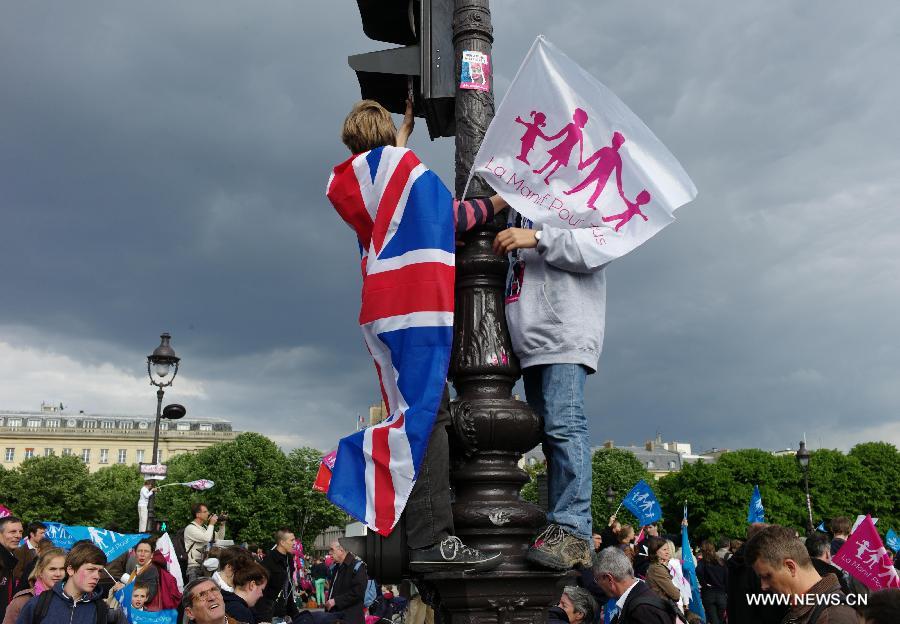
[145, 564, 183, 611]
[31, 589, 110, 624]
[624, 594, 685, 624]
[353, 559, 378, 608]
[173, 526, 198, 577]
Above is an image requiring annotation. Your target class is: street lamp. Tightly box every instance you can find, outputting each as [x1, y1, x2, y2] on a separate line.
[146, 333, 181, 530]
[796, 440, 814, 536]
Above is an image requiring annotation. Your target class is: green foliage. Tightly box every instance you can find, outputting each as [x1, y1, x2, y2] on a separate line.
[520, 461, 545, 505]
[2, 455, 98, 524]
[591, 448, 653, 530]
[91, 464, 145, 531]
[285, 447, 347, 548]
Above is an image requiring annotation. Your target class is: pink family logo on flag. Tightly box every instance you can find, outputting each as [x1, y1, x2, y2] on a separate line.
[472, 36, 697, 266]
[833, 514, 900, 590]
[0, 504, 11, 518]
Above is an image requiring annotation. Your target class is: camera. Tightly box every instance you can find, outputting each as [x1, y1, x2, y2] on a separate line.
[217, 510, 229, 521]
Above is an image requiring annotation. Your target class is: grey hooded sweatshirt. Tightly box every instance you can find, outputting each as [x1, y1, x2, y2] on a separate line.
[504, 212, 607, 372]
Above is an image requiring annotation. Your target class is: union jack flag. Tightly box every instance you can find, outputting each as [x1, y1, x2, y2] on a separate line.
[325, 146, 455, 536]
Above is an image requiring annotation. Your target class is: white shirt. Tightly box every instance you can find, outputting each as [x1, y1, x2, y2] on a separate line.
[138, 486, 153, 508]
[615, 579, 641, 611]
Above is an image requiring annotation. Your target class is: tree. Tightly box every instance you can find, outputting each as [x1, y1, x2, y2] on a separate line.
[91, 464, 145, 531]
[2, 455, 97, 524]
[591, 448, 653, 532]
[846, 442, 900, 528]
[284, 447, 347, 548]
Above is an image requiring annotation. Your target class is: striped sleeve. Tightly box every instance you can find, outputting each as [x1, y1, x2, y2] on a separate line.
[452, 198, 493, 233]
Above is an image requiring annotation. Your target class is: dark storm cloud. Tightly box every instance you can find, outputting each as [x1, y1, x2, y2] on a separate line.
[1, 1, 899, 452]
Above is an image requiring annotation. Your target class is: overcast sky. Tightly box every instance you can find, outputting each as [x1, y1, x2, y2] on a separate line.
[2, 1, 898, 455]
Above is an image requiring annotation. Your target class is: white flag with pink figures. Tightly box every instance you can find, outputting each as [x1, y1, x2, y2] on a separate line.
[472, 36, 697, 263]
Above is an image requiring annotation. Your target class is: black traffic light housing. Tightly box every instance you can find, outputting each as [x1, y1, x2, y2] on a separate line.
[349, 0, 455, 140]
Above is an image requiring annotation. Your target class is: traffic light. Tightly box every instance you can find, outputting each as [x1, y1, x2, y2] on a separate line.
[349, 0, 455, 139]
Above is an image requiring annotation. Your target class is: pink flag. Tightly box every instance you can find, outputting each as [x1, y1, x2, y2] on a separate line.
[0, 504, 11, 518]
[154, 532, 185, 591]
[832, 514, 900, 591]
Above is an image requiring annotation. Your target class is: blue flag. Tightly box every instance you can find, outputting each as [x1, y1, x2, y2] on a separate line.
[115, 585, 178, 624]
[816, 521, 827, 533]
[65, 526, 149, 562]
[622, 480, 662, 524]
[747, 485, 765, 524]
[41, 522, 77, 550]
[681, 520, 706, 622]
[886, 529, 900, 553]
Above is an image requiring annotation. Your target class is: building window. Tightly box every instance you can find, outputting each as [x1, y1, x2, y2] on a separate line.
[118, 449, 127, 464]
[44, 448, 55, 457]
[83, 420, 97, 429]
[27, 419, 41, 428]
[136, 449, 145, 463]
[668, 460, 676, 469]
[199, 424, 212, 432]
[4, 448, 13, 462]
[24, 448, 35, 459]
[120, 421, 133, 429]
[99, 449, 109, 464]
[155, 449, 163, 463]
[646, 460, 655, 469]
[62, 448, 72, 457]
[46, 419, 60, 428]
[176, 423, 190, 431]
[82, 449, 91, 463]
[101, 421, 114, 429]
[8, 418, 22, 427]
[159, 422, 169, 431]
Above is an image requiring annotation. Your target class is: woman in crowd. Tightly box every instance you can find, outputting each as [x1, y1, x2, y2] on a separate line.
[644, 537, 682, 606]
[2, 548, 66, 624]
[548, 586, 597, 624]
[213, 546, 254, 593]
[120, 540, 159, 603]
[696, 540, 727, 624]
[615, 525, 636, 561]
[224, 560, 269, 624]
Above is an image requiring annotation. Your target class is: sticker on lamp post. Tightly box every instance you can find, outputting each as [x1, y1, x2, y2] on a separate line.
[460, 51, 490, 91]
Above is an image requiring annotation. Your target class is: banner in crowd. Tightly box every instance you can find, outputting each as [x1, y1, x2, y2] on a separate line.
[313, 450, 337, 493]
[886, 529, 900, 553]
[680, 518, 705, 622]
[42, 522, 77, 549]
[0, 504, 11, 518]
[470, 35, 697, 266]
[816, 521, 827, 533]
[832, 514, 900, 590]
[622, 480, 662, 524]
[65, 526, 149, 562]
[115, 582, 178, 624]
[747, 485, 765, 523]
[851, 514, 877, 533]
[155, 532, 184, 591]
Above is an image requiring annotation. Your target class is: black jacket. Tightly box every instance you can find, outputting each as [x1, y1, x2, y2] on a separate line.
[310, 563, 329, 581]
[810, 558, 869, 598]
[696, 559, 728, 594]
[224, 590, 257, 624]
[328, 553, 367, 624]
[619, 581, 674, 624]
[0, 546, 20, 622]
[253, 548, 299, 622]
[726, 543, 787, 624]
[547, 606, 570, 624]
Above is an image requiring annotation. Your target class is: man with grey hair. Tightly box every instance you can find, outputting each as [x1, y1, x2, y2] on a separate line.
[593, 547, 677, 624]
[319, 538, 368, 624]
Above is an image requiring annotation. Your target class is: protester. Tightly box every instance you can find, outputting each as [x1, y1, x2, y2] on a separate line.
[617, 525, 637, 562]
[714, 538, 730, 563]
[598, 516, 621, 554]
[213, 546, 253, 594]
[633, 525, 659, 578]
[726, 522, 786, 624]
[745, 524, 856, 624]
[310, 557, 329, 606]
[118, 540, 159, 603]
[0, 516, 24, 622]
[805, 533, 868, 597]
[856, 588, 900, 624]
[328, 98, 504, 573]
[15, 541, 127, 624]
[696, 540, 727, 624]
[253, 528, 300, 624]
[494, 169, 612, 570]
[137, 480, 158, 533]
[593, 547, 680, 624]
[224, 560, 268, 624]
[130, 583, 150, 611]
[549, 586, 597, 624]
[184, 503, 225, 583]
[643, 537, 682, 606]
[181, 578, 232, 624]
[321, 539, 367, 624]
[1, 547, 65, 624]
[829, 516, 851, 557]
[11, 522, 45, 586]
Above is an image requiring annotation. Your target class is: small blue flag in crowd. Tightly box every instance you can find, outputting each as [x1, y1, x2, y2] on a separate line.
[886, 528, 900, 553]
[681, 512, 706, 622]
[41, 522, 77, 550]
[747, 485, 765, 523]
[115, 583, 178, 624]
[622, 479, 662, 524]
[816, 521, 827, 533]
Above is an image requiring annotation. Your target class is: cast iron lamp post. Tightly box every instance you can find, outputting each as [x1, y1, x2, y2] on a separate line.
[796, 440, 814, 536]
[146, 332, 182, 530]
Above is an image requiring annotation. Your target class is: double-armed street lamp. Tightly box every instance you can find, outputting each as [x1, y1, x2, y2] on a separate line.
[146, 332, 186, 529]
[796, 439, 814, 536]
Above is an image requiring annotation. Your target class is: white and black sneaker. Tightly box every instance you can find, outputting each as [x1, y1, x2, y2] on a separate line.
[408, 536, 503, 573]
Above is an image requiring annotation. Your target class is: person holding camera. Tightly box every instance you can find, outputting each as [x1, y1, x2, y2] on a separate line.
[184, 503, 227, 583]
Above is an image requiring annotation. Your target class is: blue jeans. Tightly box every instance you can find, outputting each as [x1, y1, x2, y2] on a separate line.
[523, 363, 592, 540]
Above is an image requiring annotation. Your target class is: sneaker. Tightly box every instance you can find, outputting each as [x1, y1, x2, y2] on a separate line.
[525, 524, 592, 570]
[408, 536, 503, 573]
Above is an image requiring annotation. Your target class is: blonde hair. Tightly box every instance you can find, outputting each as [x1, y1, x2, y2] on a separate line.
[341, 100, 397, 154]
[29, 547, 66, 584]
